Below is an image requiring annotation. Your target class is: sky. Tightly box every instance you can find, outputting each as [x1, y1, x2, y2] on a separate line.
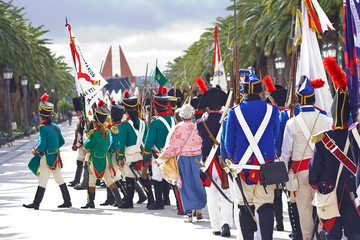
[12, 0, 231, 77]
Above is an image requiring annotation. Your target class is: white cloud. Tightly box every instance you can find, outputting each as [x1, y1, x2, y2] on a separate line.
[52, 21, 212, 77]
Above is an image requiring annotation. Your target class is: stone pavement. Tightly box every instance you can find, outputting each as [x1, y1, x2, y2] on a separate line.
[0, 122, 293, 240]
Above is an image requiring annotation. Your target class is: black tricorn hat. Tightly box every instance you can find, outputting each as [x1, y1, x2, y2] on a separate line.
[94, 107, 109, 125]
[197, 88, 227, 110]
[72, 97, 83, 112]
[111, 104, 125, 122]
[190, 94, 202, 110]
[271, 85, 288, 107]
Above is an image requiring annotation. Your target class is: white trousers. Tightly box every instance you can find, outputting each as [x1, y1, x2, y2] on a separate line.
[38, 156, 65, 188]
[205, 182, 233, 231]
[152, 156, 164, 181]
[88, 157, 114, 187]
[77, 146, 85, 161]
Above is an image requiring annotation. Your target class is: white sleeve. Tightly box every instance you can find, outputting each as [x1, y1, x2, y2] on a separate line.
[281, 119, 294, 171]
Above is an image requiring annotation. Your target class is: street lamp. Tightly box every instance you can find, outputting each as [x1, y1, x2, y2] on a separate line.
[34, 80, 40, 102]
[275, 57, 286, 85]
[322, 43, 337, 58]
[3, 66, 13, 139]
[20, 75, 29, 137]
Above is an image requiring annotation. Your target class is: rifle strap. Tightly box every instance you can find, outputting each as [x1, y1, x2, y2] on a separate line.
[202, 118, 219, 146]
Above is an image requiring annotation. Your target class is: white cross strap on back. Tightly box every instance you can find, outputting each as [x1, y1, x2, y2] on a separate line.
[232, 104, 273, 172]
[294, 113, 319, 151]
[203, 123, 223, 171]
[158, 116, 175, 132]
[128, 119, 146, 150]
[351, 126, 360, 148]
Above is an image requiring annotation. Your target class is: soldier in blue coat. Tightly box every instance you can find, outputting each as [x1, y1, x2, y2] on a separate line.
[309, 82, 360, 239]
[23, 93, 71, 210]
[225, 73, 279, 240]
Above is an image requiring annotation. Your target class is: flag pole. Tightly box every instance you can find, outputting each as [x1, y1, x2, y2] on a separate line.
[233, 0, 240, 104]
[227, 21, 234, 106]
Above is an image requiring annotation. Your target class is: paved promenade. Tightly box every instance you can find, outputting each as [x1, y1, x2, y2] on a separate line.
[0, 122, 292, 240]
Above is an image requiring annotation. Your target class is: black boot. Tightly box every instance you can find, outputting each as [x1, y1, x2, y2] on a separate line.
[288, 202, 303, 240]
[147, 180, 164, 210]
[118, 178, 135, 209]
[23, 186, 45, 210]
[110, 185, 124, 207]
[274, 188, 284, 231]
[58, 183, 72, 208]
[135, 181, 147, 204]
[239, 205, 256, 240]
[81, 187, 95, 209]
[140, 177, 155, 208]
[100, 187, 115, 206]
[257, 203, 274, 240]
[68, 160, 83, 187]
[115, 179, 127, 201]
[74, 162, 89, 190]
[162, 179, 170, 205]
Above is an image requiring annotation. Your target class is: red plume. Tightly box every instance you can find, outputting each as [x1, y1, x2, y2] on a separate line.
[40, 93, 49, 102]
[323, 56, 347, 90]
[111, 100, 115, 105]
[309, 79, 325, 89]
[262, 75, 276, 93]
[162, 86, 167, 95]
[157, 85, 163, 94]
[98, 100, 105, 108]
[195, 77, 208, 93]
[124, 91, 130, 98]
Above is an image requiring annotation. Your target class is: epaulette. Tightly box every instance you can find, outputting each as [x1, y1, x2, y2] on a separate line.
[88, 129, 95, 137]
[311, 130, 329, 143]
[152, 116, 158, 119]
[349, 122, 359, 131]
[111, 125, 119, 134]
[38, 124, 45, 129]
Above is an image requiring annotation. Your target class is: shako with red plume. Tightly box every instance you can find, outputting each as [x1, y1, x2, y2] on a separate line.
[38, 92, 54, 117]
[98, 99, 105, 108]
[323, 56, 350, 129]
[121, 90, 139, 113]
[263, 75, 276, 93]
[323, 56, 347, 90]
[195, 77, 208, 94]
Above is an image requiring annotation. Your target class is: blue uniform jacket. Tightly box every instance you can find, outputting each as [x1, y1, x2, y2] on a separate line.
[225, 95, 279, 184]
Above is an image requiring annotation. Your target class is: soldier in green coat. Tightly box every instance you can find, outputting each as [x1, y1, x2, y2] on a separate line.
[81, 107, 123, 209]
[117, 92, 149, 208]
[23, 93, 71, 210]
[143, 87, 176, 210]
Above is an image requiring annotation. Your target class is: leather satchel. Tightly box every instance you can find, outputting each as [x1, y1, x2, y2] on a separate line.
[259, 161, 289, 186]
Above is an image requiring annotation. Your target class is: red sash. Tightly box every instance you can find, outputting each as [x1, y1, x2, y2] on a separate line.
[292, 158, 311, 173]
[322, 133, 357, 176]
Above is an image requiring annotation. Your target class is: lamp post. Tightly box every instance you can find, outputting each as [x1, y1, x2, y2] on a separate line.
[275, 57, 286, 85]
[20, 75, 29, 136]
[322, 42, 337, 58]
[34, 79, 40, 102]
[3, 66, 13, 139]
[322, 42, 337, 97]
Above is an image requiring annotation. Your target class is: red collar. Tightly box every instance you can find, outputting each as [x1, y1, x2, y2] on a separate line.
[113, 121, 122, 125]
[156, 112, 170, 117]
[122, 116, 131, 123]
[195, 110, 203, 114]
[331, 122, 348, 130]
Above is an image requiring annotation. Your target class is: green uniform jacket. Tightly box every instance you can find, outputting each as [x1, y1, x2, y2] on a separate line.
[109, 124, 120, 162]
[33, 122, 65, 170]
[84, 129, 113, 178]
[143, 115, 175, 159]
[118, 118, 148, 161]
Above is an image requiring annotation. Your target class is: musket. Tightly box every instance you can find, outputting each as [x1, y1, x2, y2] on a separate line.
[221, 158, 258, 224]
[227, 20, 235, 106]
[195, 159, 233, 204]
[141, 74, 154, 179]
[129, 166, 149, 193]
[233, 0, 240, 104]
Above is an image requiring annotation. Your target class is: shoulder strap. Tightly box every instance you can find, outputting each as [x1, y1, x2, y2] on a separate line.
[158, 116, 172, 132]
[234, 104, 272, 165]
[49, 124, 59, 136]
[351, 126, 360, 147]
[202, 118, 220, 146]
[294, 113, 319, 151]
